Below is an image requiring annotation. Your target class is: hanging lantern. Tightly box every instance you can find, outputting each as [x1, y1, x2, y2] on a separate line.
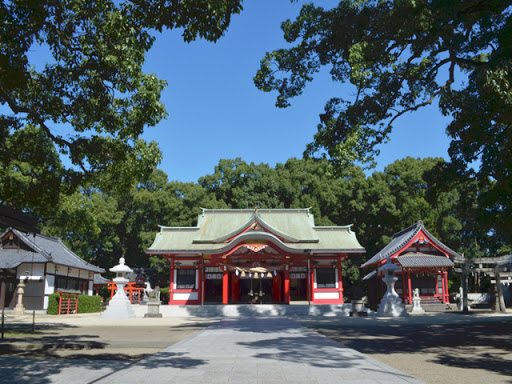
[254, 272, 258, 279]
[235, 269, 239, 276]
[241, 271, 246, 278]
[274, 270, 277, 276]
[260, 273, 265, 278]
[267, 272, 272, 278]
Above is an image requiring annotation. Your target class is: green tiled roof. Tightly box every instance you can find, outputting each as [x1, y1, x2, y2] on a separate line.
[147, 208, 365, 255]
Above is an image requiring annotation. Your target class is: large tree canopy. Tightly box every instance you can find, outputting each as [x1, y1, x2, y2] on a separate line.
[0, 0, 243, 212]
[254, 0, 512, 240]
[43, 157, 495, 291]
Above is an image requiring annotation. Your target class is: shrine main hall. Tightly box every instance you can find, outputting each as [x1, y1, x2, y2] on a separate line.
[147, 208, 365, 305]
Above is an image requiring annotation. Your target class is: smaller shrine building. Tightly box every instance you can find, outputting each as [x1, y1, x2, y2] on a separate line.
[362, 221, 458, 308]
[147, 208, 365, 305]
[0, 228, 104, 310]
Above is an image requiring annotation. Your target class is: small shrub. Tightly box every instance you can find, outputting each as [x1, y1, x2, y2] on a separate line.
[47, 293, 60, 315]
[47, 293, 101, 314]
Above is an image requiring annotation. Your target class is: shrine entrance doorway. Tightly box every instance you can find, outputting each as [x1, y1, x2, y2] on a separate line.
[204, 275, 222, 303]
[239, 277, 274, 304]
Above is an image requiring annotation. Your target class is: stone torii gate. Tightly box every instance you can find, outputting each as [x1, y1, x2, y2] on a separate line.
[453, 254, 512, 313]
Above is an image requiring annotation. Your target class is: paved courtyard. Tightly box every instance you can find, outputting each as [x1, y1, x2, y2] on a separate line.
[1, 311, 511, 383]
[1, 315, 422, 384]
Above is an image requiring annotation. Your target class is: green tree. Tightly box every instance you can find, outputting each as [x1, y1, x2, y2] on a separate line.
[43, 188, 123, 270]
[199, 158, 285, 209]
[255, 0, 512, 242]
[0, 125, 65, 217]
[1, 0, 243, 211]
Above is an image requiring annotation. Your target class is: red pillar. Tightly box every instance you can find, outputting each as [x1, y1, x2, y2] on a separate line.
[310, 264, 315, 303]
[222, 268, 229, 304]
[197, 261, 203, 305]
[231, 274, 239, 303]
[443, 270, 449, 303]
[284, 266, 290, 304]
[169, 257, 174, 305]
[441, 272, 446, 302]
[272, 274, 281, 302]
[435, 272, 439, 299]
[407, 271, 412, 305]
[337, 258, 344, 303]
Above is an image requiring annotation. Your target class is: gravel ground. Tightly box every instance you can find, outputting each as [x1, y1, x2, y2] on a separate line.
[298, 313, 512, 384]
[0, 313, 217, 361]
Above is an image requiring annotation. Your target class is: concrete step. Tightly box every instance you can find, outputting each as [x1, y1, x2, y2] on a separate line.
[130, 303, 357, 318]
[405, 303, 456, 312]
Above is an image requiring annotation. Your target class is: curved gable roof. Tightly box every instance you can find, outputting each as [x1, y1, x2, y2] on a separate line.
[194, 209, 318, 244]
[361, 221, 460, 268]
[147, 208, 364, 254]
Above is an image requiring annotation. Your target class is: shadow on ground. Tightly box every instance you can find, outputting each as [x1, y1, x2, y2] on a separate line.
[299, 318, 512, 377]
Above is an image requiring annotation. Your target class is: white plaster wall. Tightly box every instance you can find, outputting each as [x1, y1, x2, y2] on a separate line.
[45, 275, 55, 295]
[88, 280, 93, 296]
[173, 292, 198, 301]
[68, 267, 79, 278]
[16, 263, 45, 280]
[46, 263, 55, 274]
[55, 265, 66, 276]
[314, 291, 340, 300]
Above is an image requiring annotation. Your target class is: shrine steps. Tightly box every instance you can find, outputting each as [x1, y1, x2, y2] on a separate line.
[129, 303, 356, 318]
[405, 303, 455, 312]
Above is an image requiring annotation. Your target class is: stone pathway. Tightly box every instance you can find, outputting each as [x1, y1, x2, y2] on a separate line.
[94, 317, 423, 384]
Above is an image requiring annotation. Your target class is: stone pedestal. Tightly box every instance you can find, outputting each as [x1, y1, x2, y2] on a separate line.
[144, 302, 162, 318]
[377, 258, 408, 317]
[349, 299, 367, 317]
[411, 289, 424, 313]
[412, 297, 424, 313]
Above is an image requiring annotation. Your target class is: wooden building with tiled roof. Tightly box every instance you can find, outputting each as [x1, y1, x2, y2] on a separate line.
[362, 221, 458, 307]
[1, 228, 104, 310]
[147, 208, 365, 305]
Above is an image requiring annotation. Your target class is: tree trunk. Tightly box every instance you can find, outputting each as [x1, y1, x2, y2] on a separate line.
[494, 265, 507, 313]
[462, 263, 469, 313]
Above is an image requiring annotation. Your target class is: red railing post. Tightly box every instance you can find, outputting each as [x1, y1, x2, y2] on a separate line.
[58, 291, 62, 315]
[74, 293, 79, 313]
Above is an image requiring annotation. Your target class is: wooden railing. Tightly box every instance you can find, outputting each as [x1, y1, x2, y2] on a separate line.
[57, 291, 79, 315]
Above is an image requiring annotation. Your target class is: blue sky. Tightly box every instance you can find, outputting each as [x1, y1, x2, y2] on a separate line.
[142, 0, 453, 183]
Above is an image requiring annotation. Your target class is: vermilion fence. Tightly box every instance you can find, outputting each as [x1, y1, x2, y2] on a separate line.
[57, 291, 79, 315]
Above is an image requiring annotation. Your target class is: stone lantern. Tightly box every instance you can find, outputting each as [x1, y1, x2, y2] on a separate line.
[377, 257, 408, 317]
[12, 277, 27, 315]
[102, 257, 135, 319]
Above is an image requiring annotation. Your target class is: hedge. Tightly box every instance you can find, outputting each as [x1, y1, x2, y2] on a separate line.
[47, 293, 60, 315]
[77, 295, 102, 313]
[46, 293, 102, 315]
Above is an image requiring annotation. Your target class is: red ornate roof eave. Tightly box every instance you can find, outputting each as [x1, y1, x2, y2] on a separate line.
[376, 229, 453, 267]
[149, 240, 355, 260]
